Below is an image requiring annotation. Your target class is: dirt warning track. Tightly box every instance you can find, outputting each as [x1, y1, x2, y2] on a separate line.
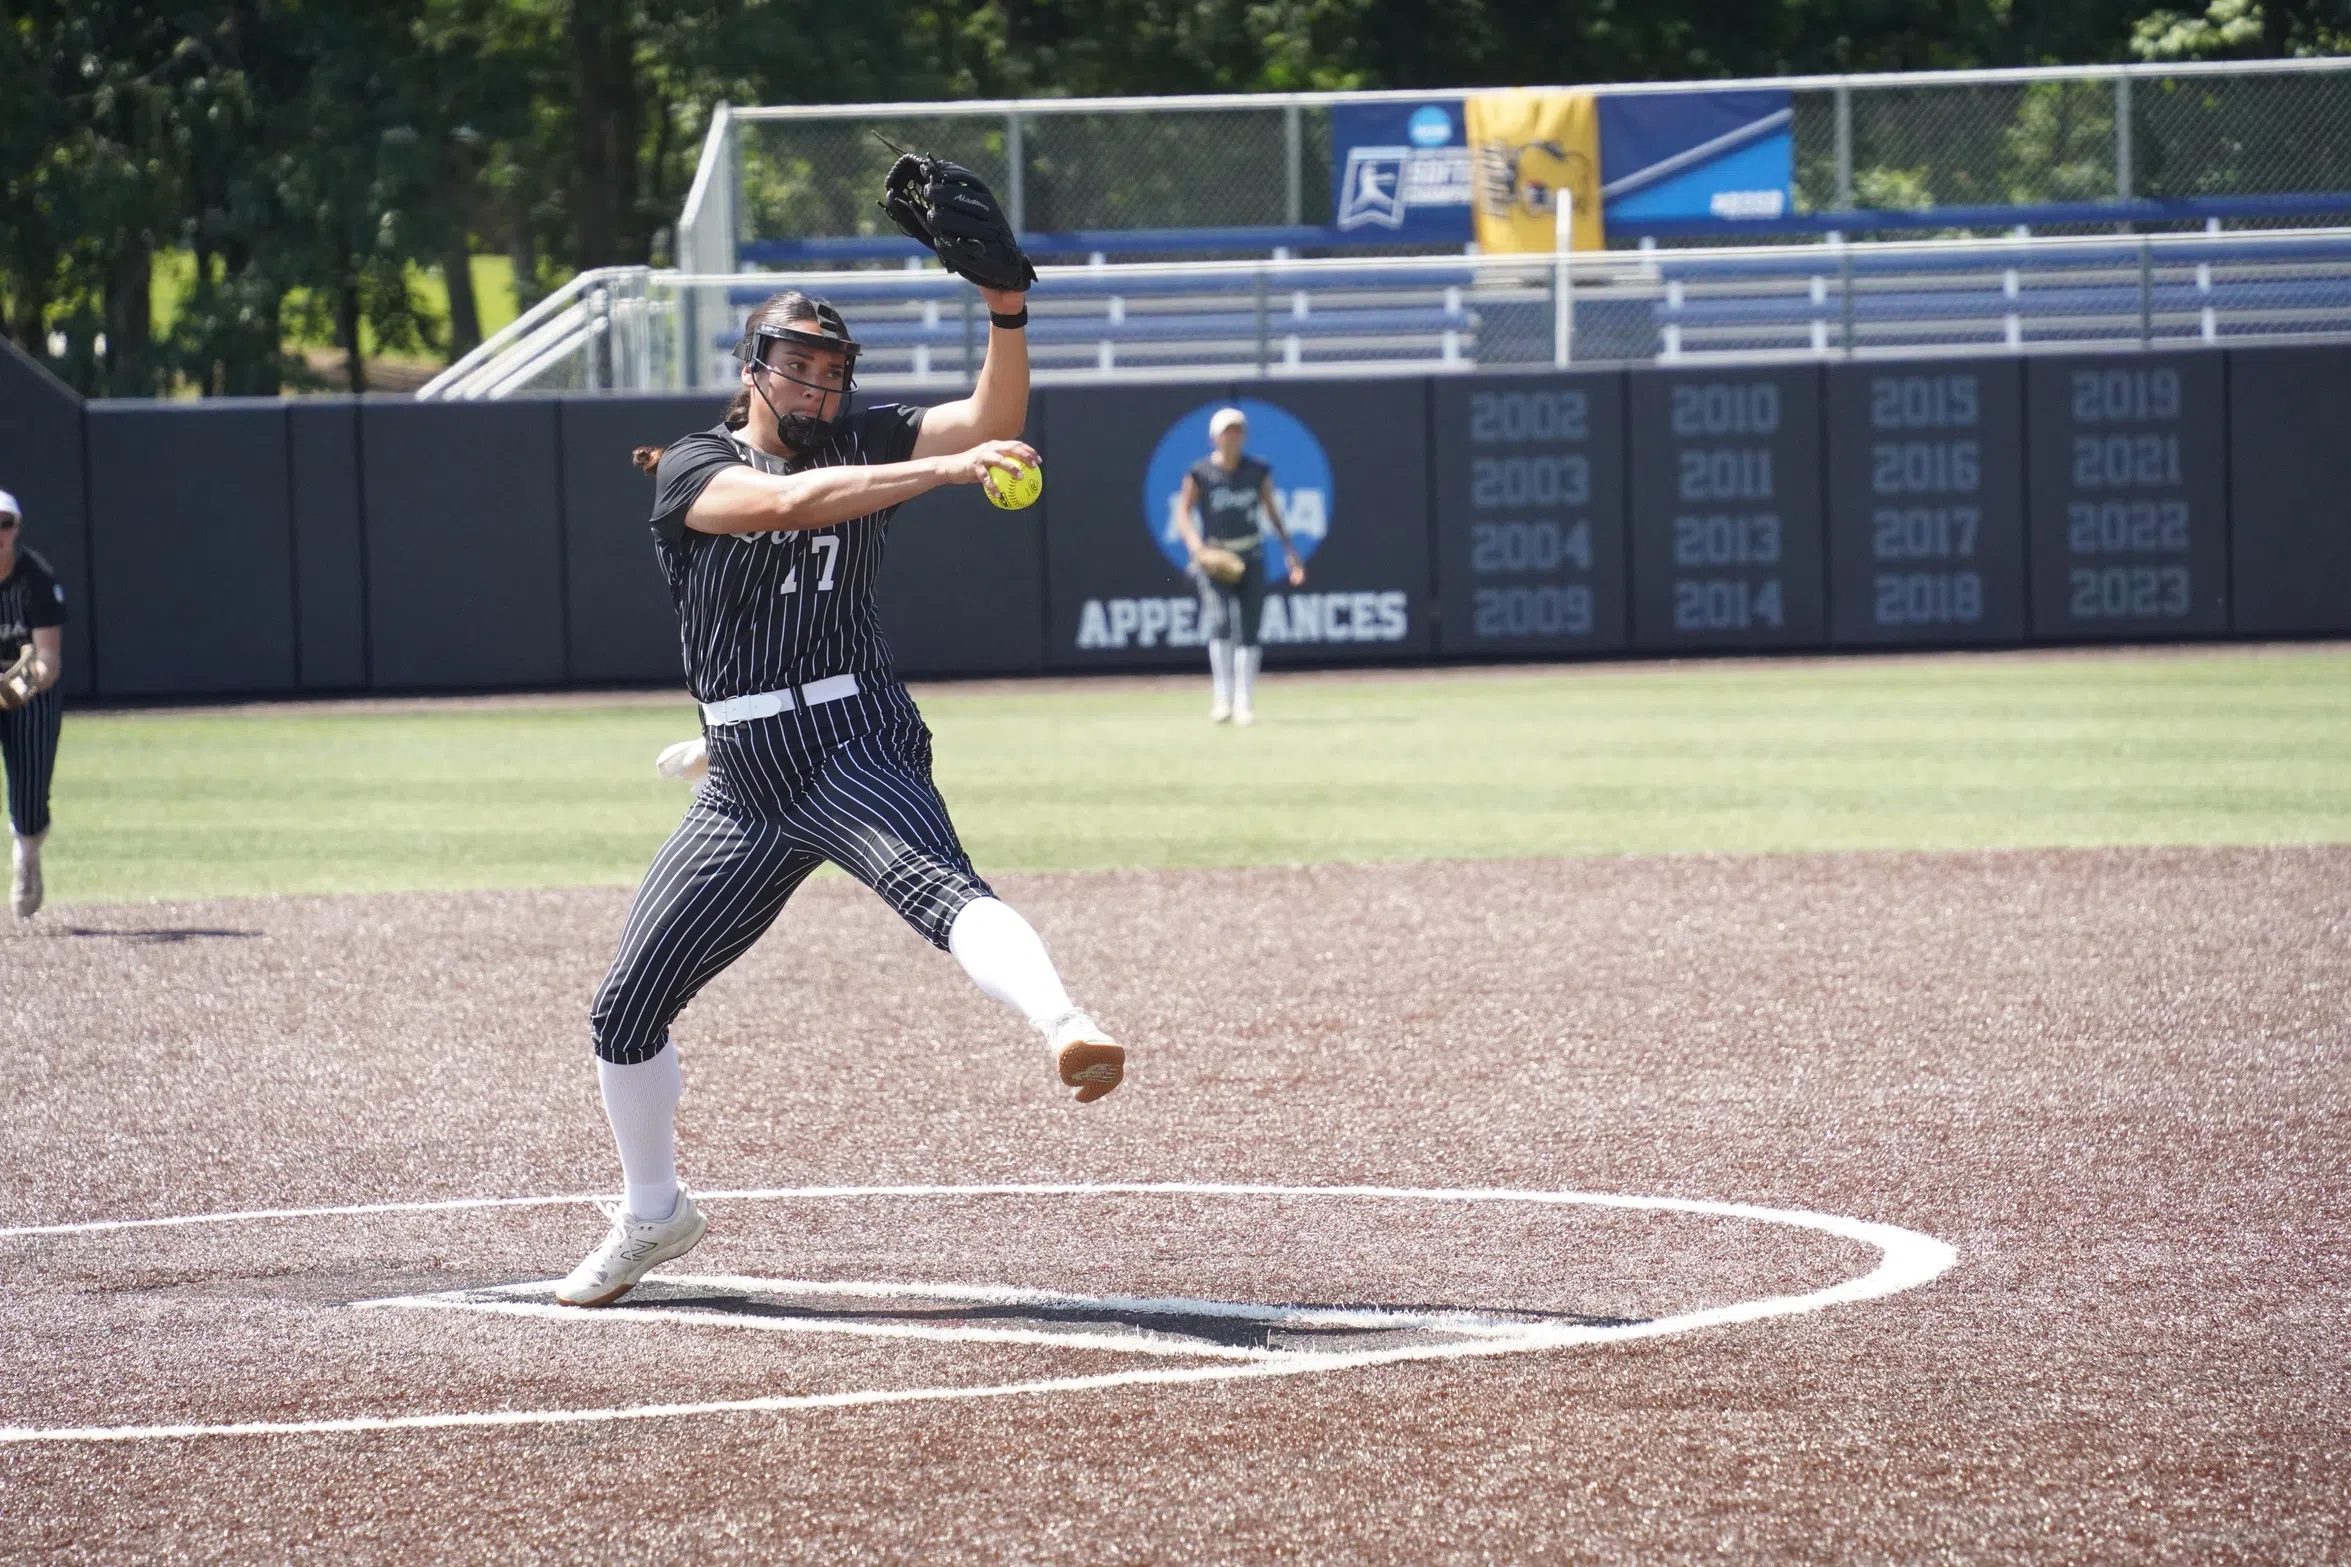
[2, 847, 2345, 1563]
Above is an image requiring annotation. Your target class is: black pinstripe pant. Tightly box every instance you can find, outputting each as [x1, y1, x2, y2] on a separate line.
[1, 688, 60, 837]
[591, 697, 993, 1065]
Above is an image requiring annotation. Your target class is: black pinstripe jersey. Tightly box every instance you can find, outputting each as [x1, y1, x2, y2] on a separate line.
[648, 405, 926, 706]
[0, 547, 66, 662]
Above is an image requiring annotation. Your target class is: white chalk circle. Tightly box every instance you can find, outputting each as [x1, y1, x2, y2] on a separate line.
[0, 1182, 1957, 1444]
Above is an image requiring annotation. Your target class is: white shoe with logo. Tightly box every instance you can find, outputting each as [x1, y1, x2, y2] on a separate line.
[555, 1189, 707, 1307]
[1048, 1010, 1126, 1104]
[10, 831, 44, 920]
[1210, 697, 1232, 723]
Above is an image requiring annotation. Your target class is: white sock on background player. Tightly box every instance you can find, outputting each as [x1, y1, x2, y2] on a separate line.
[1233, 646, 1260, 722]
[948, 896, 1076, 1034]
[1207, 639, 1234, 720]
[598, 1049, 682, 1221]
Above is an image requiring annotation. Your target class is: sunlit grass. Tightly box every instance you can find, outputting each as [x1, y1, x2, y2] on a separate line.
[41, 648, 2351, 905]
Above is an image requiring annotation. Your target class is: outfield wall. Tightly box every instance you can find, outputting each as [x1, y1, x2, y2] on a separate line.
[2, 338, 2345, 701]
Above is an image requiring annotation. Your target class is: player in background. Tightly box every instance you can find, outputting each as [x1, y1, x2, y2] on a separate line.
[1174, 407, 1305, 725]
[0, 490, 65, 920]
[555, 286, 1123, 1308]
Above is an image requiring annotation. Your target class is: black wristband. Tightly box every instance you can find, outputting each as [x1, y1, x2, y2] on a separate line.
[989, 306, 1029, 330]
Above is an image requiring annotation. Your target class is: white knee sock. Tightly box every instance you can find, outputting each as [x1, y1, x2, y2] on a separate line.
[598, 1049, 682, 1221]
[1208, 639, 1234, 708]
[1235, 646, 1261, 707]
[948, 896, 1075, 1035]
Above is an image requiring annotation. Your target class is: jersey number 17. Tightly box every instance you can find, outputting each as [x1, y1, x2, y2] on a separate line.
[779, 535, 840, 596]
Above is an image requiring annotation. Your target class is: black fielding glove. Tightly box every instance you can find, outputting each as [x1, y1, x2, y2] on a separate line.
[880, 151, 1037, 293]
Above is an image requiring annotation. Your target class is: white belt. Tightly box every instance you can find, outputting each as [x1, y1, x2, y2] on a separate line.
[701, 673, 860, 727]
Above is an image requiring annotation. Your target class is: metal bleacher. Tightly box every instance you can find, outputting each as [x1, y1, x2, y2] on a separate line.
[418, 226, 2351, 399]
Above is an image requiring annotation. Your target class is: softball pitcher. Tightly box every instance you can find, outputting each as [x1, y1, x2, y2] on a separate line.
[1173, 407, 1305, 725]
[0, 489, 65, 920]
[558, 155, 1121, 1308]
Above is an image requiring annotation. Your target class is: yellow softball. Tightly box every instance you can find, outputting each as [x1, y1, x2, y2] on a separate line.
[986, 459, 1043, 510]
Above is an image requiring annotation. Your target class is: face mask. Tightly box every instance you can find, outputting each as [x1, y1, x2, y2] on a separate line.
[736, 316, 862, 451]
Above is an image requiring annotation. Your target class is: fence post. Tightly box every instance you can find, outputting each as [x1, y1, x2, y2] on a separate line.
[1007, 112, 1026, 232]
[720, 106, 741, 274]
[1840, 243, 1856, 358]
[2115, 74, 2134, 203]
[1835, 80, 1854, 211]
[1284, 101, 1304, 227]
[588, 285, 607, 391]
[1554, 191, 1574, 367]
[962, 292, 977, 378]
[1255, 267, 1270, 375]
[2138, 237, 2154, 345]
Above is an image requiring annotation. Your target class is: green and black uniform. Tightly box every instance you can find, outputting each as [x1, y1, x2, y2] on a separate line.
[1188, 453, 1270, 648]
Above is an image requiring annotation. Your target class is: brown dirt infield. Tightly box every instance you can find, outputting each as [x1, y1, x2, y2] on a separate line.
[2, 846, 2345, 1563]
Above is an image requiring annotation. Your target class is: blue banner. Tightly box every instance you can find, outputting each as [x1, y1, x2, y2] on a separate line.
[1598, 90, 1795, 224]
[1330, 101, 1476, 242]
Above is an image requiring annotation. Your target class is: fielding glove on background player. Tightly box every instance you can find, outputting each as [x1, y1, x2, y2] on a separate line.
[0, 645, 42, 711]
[880, 149, 1037, 293]
[1193, 545, 1248, 587]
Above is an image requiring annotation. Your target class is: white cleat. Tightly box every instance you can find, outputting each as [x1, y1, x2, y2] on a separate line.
[1232, 701, 1255, 727]
[1049, 1010, 1126, 1104]
[555, 1189, 708, 1307]
[1209, 698, 1232, 723]
[10, 831, 43, 920]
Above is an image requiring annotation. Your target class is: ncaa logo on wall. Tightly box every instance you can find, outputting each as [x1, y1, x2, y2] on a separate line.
[1142, 399, 1331, 577]
[1073, 399, 1411, 652]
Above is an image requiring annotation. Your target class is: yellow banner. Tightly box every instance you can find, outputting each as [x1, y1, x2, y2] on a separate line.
[1465, 89, 1604, 253]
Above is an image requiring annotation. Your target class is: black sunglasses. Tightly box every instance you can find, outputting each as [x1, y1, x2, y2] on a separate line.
[0, 516, 17, 531]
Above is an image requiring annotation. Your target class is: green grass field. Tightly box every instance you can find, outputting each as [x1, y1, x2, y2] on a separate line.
[38, 648, 2351, 906]
[149, 251, 533, 382]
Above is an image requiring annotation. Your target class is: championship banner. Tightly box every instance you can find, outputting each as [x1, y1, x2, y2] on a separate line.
[1330, 101, 1474, 242]
[1464, 89, 1604, 253]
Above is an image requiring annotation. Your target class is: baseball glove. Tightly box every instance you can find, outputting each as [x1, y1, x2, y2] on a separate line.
[0, 645, 39, 712]
[879, 149, 1037, 293]
[1194, 545, 1248, 587]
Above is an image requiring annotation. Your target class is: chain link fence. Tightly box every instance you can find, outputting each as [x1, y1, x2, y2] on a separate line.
[2134, 69, 2351, 197]
[737, 103, 1336, 246]
[719, 61, 2351, 264]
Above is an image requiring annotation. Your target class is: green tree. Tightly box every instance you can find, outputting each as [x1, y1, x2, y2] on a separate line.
[4, 0, 2342, 399]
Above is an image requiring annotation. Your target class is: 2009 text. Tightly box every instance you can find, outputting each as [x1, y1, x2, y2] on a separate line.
[1474, 585, 1594, 638]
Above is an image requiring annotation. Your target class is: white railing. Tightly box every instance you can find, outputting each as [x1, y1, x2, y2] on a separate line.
[414, 226, 2351, 399]
[726, 56, 2351, 122]
[419, 271, 669, 401]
